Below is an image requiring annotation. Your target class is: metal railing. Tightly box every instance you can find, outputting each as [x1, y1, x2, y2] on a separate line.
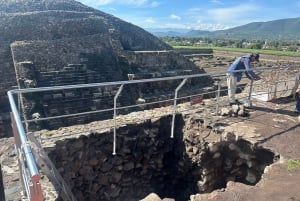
[7, 65, 300, 201]
[9, 109, 42, 201]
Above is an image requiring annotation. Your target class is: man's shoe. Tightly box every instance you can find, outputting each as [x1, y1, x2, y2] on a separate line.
[235, 99, 242, 104]
[229, 99, 241, 106]
[229, 101, 236, 106]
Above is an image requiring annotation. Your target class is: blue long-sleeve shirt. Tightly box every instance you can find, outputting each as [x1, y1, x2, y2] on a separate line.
[227, 54, 259, 82]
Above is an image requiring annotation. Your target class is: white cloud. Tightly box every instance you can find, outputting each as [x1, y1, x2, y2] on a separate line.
[185, 3, 262, 29]
[145, 17, 156, 23]
[125, 0, 148, 7]
[196, 19, 202, 24]
[194, 22, 230, 31]
[150, 1, 161, 8]
[188, 7, 204, 13]
[158, 17, 230, 31]
[170, 14, 181, 20]
[165, 21, 225, 31]
[107, 7, 117, 11]
[207, 3, 259, 23]
[78, 0, 160, 7]
[209, 0, 224, 5]
[164, 23, 191, 29]
[78, 0, 114, 6]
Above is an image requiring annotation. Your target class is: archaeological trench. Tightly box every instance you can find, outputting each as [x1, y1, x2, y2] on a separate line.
[1, 0, 300, 201]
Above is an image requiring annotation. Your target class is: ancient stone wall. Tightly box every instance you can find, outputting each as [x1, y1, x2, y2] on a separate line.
[126, 51, 197, 69]
[0, 0, 207, 136]
[41, 112, 276, 201]
[175, 48, 213, 55]
[0, 0, 96, 13]
[45, 115, 183, 201]
[10, 34, 118, 71]
[0, 42, 17, 137]
[118, 23, 171, 51]
[0, 43, 16, 100]
[10, 36, 210, 131]
[0, 12, 110, 42]
[0, 10, 171, 50]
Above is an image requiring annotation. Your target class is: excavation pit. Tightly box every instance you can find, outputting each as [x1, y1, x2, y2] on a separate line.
[43, 115, 278, 201]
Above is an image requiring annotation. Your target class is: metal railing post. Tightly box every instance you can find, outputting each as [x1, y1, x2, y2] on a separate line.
[215, 77, 227, 115]
[7, 91, 43, 201]
[247, 79, 254, 107]
[171, 78, 187, 138]
[113, 84, 124, 155]
[28, 133, 77, 201]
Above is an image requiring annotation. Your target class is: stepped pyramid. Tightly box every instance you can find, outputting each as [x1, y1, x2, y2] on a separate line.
[0, 0, 212, 132]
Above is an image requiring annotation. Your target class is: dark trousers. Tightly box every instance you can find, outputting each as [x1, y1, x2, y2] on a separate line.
[296, 93, 300, 109]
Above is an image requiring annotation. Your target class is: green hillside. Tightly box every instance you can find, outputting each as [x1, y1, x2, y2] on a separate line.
[184, 17, 300, 41]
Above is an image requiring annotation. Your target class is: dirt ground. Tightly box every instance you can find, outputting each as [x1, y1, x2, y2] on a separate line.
[1, 50, 300, 201]
[189, 96, 300, 201]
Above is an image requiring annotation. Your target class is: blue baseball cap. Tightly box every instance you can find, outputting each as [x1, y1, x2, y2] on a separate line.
[253, 53, 259, 62]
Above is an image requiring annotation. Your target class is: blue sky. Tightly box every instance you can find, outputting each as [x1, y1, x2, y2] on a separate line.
[77, 0, 300, 31]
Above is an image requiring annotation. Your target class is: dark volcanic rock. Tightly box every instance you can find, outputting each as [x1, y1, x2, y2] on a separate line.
[0, 0, 211, 134]
[0, 0, 95, 13]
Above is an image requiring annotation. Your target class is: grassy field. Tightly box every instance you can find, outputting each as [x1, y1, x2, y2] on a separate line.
[173, 45, 300, 57]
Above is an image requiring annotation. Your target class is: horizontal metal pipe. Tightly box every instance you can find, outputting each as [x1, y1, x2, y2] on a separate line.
[9, 65, 296, 94]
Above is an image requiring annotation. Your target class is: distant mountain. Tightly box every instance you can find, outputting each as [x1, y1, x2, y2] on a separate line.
[213, 17, 300, 40]
[149, 17, 300, 40]
[145, 28, 191, 36]
[185, 30, 212, 36]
